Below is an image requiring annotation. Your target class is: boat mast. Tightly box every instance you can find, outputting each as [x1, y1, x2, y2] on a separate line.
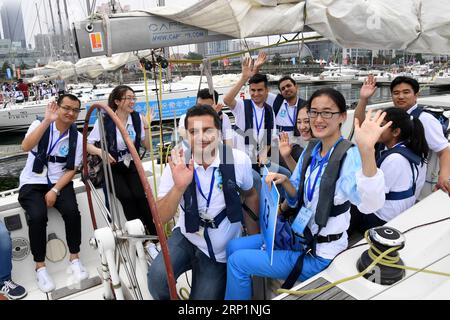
[63, 0, 77, 64]
[35, 3, 45, 63]
[48, 0, 57, 37]
[48, 0, 58, 58]
[56, 0, 65, 59]
[42, 0, 54, 61]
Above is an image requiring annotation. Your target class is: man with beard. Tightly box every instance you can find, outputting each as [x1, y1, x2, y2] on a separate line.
[147, 104, 258, 300]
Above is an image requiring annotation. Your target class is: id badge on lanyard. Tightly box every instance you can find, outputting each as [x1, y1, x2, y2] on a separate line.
[291, 206, 313, 236]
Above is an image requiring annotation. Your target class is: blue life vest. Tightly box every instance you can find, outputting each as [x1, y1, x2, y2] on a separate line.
[272, 93, 306, 132]
[233, 99, 274, 149]
[32, 120, 78, 174]
[104, 111, 141, 161]
[182, 144, 243, 233]
[410, 105, 449, 138]
[376, 145, 421, 200]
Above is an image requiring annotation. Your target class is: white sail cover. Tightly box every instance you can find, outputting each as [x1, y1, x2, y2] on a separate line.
[24, 51, 152, 83]
[146, 0, 450, 54]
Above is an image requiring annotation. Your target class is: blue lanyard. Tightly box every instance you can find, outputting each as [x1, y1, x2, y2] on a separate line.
[285, 102, 297, 127]
[194, 167, 217, 214]
[48, 123, 68, 156]
[306, 137, 343, 202]
[251, 101, 265, 138]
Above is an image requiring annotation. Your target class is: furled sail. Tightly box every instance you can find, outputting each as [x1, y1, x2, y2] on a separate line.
[146, 0, 450, 54]
[23, 50, 152, 82]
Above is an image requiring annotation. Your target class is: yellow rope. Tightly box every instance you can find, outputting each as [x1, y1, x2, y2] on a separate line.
[179, 287, 190, 300]
[365, 232, 450, 278]
[276, 230, 450, 296]
[141, 63, 158, 198]
[161, 142, 175, 238]
[165, 143, 173, 164]
[158, 65, 164, 176]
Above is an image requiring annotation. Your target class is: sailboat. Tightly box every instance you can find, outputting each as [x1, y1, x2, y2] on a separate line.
[2, 0, 450, 300]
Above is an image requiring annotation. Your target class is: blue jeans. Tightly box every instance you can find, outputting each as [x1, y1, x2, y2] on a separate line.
[0, 222, 12, 283]
[225, 234, 331, 300]
[147, 227, 227, 300]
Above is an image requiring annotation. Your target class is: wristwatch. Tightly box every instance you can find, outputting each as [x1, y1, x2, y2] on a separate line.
[51, 187, 60, 196]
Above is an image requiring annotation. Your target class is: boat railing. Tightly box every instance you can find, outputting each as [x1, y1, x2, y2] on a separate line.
[0, 187, 19, 198]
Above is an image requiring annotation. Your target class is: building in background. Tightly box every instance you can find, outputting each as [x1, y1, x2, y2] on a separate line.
[196, 39, 261, 58]
[1, 0, 27, 48]
[196, 43, 207, 57]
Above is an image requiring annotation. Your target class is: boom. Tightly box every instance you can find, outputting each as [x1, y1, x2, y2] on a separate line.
[73, 12, 233, 58]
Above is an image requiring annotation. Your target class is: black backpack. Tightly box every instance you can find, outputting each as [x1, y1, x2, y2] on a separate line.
[85, 141, 105, 188]
[410, 105, 449, 138]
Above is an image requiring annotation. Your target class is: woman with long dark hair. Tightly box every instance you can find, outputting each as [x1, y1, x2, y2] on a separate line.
[87, 85, 156, 237]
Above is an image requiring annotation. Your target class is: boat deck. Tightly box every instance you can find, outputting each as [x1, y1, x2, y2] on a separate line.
[275, 190, 450, 300]
[280, 277, 356, 300]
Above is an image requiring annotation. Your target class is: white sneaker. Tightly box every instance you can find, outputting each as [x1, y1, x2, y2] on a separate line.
[70, 259, 89, 282]
[146, 242, 160, 260]
[36, 267, 55, 293]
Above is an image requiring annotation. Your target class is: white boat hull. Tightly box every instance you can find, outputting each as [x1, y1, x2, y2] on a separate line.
[0, 84, 234, 133]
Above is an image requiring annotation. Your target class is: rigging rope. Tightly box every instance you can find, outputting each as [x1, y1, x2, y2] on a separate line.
[276, 224, 450, 297]
[141, 61, 159, 197]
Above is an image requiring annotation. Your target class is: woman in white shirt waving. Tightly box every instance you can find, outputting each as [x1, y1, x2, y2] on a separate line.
[87, 85, 155, 235]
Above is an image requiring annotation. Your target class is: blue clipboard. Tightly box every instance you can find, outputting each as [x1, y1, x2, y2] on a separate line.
[259, 166, 280, 265]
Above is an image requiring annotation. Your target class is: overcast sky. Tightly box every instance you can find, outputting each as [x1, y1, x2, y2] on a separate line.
[0, 0, 199, 48]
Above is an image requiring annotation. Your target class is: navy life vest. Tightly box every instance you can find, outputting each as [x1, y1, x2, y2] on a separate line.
[182, 144, 243, 262]
[411, 105, 449, 138]
[376, 145, 421, 200]
[272, 93, 306, 132]
[32, 120, 78, 174]
[182, 143, 243, 234]
[233, 99, 274, 150]
[104, 111, 141, 161]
